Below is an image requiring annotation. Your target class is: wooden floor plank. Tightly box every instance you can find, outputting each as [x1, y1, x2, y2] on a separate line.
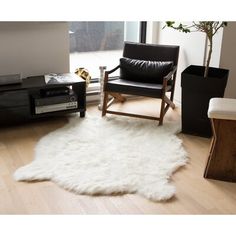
[0, 98, 236, 214]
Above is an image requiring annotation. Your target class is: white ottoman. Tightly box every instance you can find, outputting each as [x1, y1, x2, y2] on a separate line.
[204, 98, 236, 182]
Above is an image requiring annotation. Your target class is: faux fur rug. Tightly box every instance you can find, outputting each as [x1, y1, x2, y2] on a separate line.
[14, 115, 187, 201]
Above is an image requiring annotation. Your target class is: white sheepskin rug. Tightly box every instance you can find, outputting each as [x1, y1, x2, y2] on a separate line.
[14, 115, 187, 201]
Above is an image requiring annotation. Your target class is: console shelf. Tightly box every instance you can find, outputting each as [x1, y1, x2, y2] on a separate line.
[0, 73, 86, 125]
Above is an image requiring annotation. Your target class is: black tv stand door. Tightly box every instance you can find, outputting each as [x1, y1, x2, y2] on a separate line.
[0, 90, 31, 124]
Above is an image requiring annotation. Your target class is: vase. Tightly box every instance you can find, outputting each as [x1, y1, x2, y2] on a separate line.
[181, 65, 229, 137]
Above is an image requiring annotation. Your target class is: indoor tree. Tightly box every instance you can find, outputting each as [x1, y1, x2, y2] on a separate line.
[164, 21, 227, 78]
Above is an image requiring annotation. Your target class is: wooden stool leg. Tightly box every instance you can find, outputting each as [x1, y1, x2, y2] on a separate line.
[204, 119, 236, 182]
[204, 119, 217, 178]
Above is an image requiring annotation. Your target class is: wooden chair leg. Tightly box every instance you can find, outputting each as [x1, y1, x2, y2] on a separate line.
[164, 96, 175, 109]
[102, 92, 109, 116]
[109, 92, 126, 103]
[159, 98, 166, 126]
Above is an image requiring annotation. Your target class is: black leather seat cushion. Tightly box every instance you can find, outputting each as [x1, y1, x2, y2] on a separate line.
[105, 77, 172, 98]
[120, 57, 173, 84]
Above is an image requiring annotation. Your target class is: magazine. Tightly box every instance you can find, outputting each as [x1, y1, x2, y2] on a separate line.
[44, 73, 78, 84]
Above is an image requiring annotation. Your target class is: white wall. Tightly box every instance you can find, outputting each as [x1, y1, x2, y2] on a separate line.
[146, 22, 159, 44]
[0, 22, 69, 78]
[147, 22, 224, 103]
[220, 22, 236, 99]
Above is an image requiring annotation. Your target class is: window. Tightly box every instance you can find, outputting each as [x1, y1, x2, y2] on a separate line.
[69, 22, 145, 80]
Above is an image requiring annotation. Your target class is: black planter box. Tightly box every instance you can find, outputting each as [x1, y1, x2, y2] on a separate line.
[181, 65, 229, 137]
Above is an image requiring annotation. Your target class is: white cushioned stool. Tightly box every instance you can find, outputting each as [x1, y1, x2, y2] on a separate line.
[204, 98, 236, 182]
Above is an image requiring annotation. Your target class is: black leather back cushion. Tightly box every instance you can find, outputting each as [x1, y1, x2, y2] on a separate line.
[120, 57, 173, 84]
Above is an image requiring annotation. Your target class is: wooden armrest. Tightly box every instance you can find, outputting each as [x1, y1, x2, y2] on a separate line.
[162, 66, 177, 90]
[105, 65, 120, 75]
[163, 66, 177, 81]
[104, 65, 120, 85]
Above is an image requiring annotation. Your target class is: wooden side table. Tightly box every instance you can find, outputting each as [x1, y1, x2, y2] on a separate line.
[204, 98, 236, 182]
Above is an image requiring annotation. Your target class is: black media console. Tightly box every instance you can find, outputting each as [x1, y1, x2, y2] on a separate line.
[0, 73, 86, 125]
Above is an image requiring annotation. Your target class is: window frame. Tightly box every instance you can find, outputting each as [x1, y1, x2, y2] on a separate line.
[87, 21, 147, 83]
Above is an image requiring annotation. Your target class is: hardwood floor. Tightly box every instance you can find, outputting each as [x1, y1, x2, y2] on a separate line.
[0, 98, 236, 214]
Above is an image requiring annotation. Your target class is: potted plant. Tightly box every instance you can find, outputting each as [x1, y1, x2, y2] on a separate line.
[164, 22, 229, 137]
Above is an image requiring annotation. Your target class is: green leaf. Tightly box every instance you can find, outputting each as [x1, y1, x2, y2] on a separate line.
[166, 21, 175, 27]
